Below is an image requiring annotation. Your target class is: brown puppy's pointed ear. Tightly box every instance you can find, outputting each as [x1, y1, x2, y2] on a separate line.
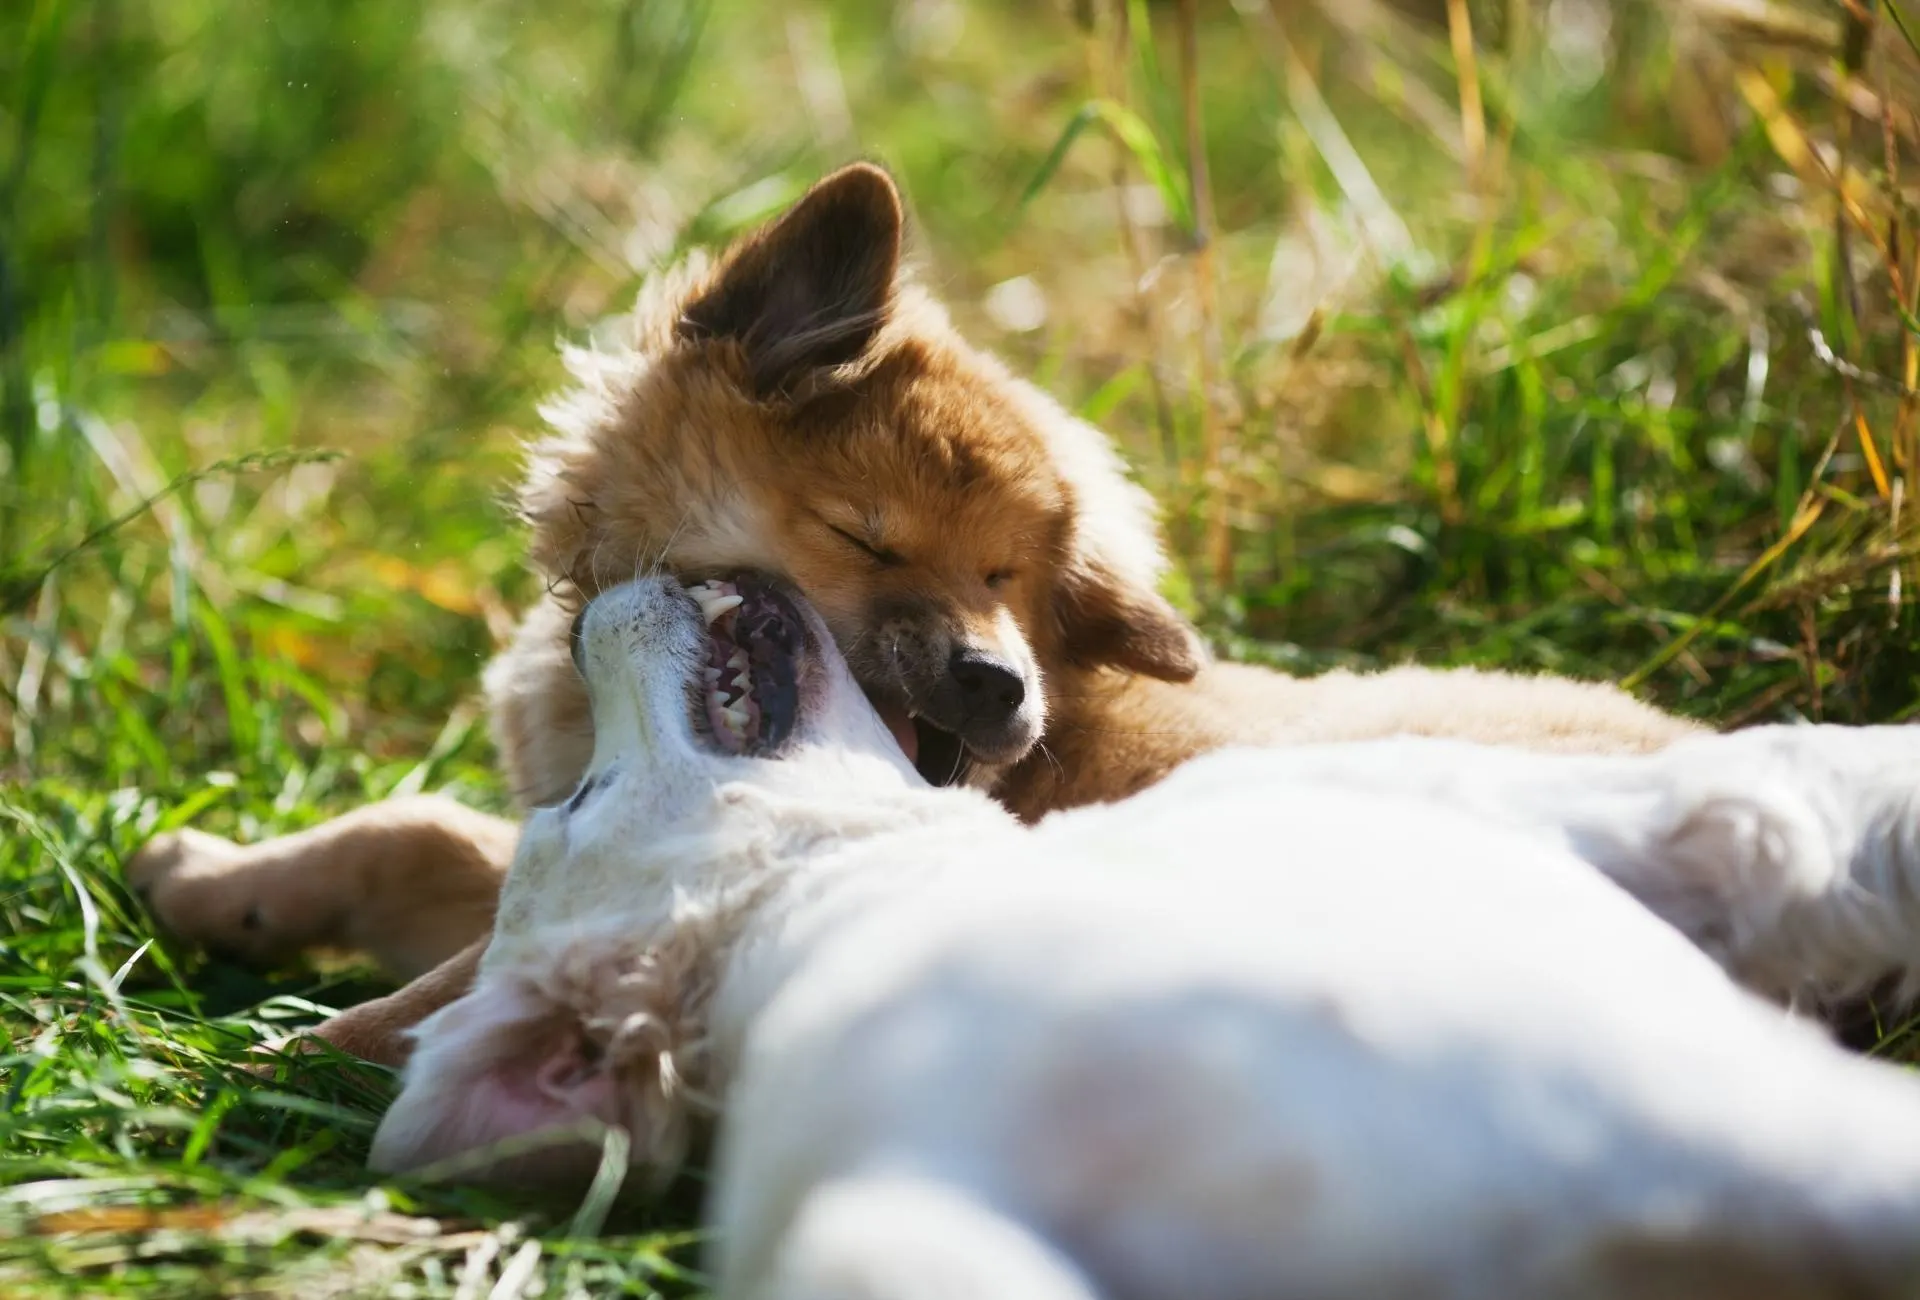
[678, 163, 903, 400]
[1054, 558, 1207, 682]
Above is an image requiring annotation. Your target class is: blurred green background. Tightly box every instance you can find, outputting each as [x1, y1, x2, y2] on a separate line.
[4, 0, 1920, 1292]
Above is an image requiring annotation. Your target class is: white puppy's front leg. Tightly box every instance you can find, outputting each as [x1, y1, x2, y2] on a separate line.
[729, 1176, 1097, 1300]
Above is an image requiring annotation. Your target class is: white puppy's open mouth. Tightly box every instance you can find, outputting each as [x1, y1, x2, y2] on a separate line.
[686, 578, 803, 756]
[691, 576, 922, 768]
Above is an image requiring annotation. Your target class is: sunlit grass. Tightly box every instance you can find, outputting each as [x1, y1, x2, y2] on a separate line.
[4, 0, 1919, 1291]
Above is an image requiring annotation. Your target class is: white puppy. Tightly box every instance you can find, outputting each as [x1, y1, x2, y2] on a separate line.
[371, 575, 1920, 1299]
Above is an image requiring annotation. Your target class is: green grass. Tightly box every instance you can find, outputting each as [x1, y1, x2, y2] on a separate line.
[5, 0, 1920, 1292]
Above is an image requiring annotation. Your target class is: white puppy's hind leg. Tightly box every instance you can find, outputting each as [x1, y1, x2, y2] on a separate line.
[1192, 726, 1920, 1004]
[1630, 725, 1920, 1005]
[733, 1177, 1098, 1300]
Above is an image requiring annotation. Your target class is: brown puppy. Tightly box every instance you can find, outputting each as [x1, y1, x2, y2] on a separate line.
[487, 163, 1203, 811]
[129, 164, 1700, 1067]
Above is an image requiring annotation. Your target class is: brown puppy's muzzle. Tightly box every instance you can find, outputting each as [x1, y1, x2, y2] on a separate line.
[924, 647, 1025, 730]
[841, 600, 1043, 782]
[915, 644, 1038, 768]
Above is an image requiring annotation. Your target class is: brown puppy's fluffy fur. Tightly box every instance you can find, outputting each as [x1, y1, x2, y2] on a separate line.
[129, 164, 1702, 1064]
[489, 162, 1203, 806]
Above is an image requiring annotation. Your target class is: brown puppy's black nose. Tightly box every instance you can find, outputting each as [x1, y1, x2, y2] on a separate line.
[569, 604, 590, 674]
[947, 648, 1025, 725]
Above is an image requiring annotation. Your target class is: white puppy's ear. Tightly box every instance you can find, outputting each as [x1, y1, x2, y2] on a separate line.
[368, 970, 703, 1192]
[1053, 553, 1206, 682]
[678, 163, 903, 401]
[368, 992, 626, 1187]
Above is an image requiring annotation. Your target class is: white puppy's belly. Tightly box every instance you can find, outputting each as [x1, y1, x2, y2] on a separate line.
[714, 780, 1920, 1298]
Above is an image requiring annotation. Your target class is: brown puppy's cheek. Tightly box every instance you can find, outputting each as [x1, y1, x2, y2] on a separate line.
[797, 588, 870, 647]
[847, 619, 945, 704]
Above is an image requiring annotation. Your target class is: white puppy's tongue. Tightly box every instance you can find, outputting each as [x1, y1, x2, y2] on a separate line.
[874, 699, 918, 764]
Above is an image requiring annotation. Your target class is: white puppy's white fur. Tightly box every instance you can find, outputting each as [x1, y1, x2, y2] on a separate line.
[373, 578, 1920, 1298]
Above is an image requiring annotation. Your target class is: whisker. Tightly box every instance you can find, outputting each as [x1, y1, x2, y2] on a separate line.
[586, 529, 614, 594]
[645, 509, 695, 581]
[943, 738, 966, 787]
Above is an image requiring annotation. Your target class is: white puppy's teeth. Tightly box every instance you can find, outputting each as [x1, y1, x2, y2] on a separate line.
[726, 649, 749, 671]
[722, 705, 750, 730]
[702, 594, 745, 625]
[732, 670, 752, 692]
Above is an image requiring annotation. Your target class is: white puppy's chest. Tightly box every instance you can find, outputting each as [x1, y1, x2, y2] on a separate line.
[713, 749, 1920, 1299]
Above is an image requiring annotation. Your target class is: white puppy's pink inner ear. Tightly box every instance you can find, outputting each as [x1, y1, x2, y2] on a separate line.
[534, 1032, 621, 1115]
[376, 1026, 626, 1178]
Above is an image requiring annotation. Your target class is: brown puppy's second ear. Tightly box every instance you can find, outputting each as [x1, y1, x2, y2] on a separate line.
[678, 162, 904, 401]
[1054, 558, 1207, 683]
